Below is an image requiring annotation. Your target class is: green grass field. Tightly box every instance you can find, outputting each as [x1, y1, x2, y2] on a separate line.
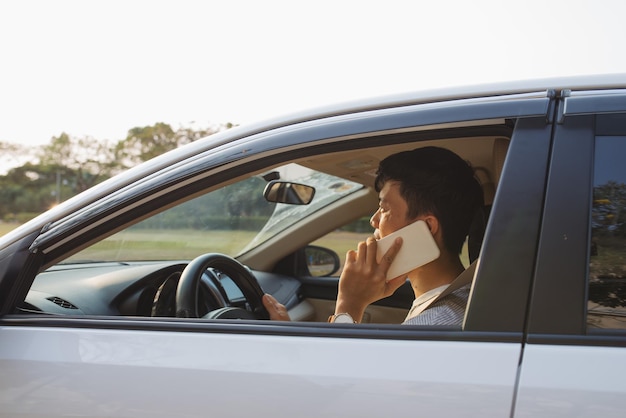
[1, 222, 367, 259]
[59, 228, 371, 267]
[64, 229, 259, 261]
[0, 223, 18, 237]
[0, 222, 371, 276]
[1, 223, 469, 273]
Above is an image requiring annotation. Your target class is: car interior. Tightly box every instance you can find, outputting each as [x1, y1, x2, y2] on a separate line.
[256, 133, 511, 323]
[20, 122, 512, 326]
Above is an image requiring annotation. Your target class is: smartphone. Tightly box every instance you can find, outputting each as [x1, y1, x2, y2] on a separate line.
[376, 220, 440, 280]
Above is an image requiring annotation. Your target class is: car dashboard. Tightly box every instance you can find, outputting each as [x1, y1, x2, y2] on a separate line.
[21, 261, 303, 318]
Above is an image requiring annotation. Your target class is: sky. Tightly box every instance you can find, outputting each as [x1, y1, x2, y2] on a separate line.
[1, 0, 625, 151]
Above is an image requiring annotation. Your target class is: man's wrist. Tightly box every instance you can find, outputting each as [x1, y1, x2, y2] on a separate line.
[328, 313, 357, 323]
[334, 299, 364, 323]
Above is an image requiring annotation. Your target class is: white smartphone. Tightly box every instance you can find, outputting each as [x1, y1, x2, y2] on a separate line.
[376, 220, 440, 280]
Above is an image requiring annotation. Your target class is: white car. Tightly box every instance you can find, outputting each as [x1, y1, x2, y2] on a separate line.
[1, 74, 626, 417]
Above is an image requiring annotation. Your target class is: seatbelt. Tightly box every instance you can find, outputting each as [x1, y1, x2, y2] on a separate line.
[408, 259, 478, 318]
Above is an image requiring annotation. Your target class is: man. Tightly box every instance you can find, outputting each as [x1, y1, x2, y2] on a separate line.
[263, 146, 483, 326]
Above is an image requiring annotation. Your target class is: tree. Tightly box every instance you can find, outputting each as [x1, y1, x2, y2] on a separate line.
[113, 122, 232, 169]
[0, 121, 235, 221]
[113, 123, 177, 168]
[593, 181, 626, 236]
[0, 162, 64, 216]
[39, 133, 117, 193]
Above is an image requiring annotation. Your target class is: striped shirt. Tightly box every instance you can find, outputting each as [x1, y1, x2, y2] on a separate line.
[402, 284, 470, 327]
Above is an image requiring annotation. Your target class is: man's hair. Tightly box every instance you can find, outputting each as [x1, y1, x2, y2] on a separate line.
[374, 146, 483, 254]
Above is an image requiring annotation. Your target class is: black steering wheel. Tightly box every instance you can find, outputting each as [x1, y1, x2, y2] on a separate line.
[175, 253, 270, 320]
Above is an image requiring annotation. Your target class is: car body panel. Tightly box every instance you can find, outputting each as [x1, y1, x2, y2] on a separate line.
[465, 116, 554, 332]
[515, 343, 626, 418]
[527, 113, 594, 335]
[0, 325, 521, 418]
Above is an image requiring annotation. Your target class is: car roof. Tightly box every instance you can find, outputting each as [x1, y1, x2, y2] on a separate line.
[259, 72, 626, 123]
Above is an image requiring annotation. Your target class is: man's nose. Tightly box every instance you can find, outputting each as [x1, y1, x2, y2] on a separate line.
[370, 209, 380, 228]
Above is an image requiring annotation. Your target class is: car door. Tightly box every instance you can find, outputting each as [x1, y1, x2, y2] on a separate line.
[0, 91, 554, 418]
[515, 90, 626, 416]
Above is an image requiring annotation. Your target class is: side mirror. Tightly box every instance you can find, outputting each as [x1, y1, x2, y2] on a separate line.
[263, 181, 315, 205]
[305, 245, 341, 277]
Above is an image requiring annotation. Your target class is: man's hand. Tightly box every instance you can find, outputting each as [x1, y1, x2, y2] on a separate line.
[262, 293, 291, 321]
[334, 236, 405, 322]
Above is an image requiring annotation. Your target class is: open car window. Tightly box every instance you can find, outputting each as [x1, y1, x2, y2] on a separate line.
[62, 163, 363, 264]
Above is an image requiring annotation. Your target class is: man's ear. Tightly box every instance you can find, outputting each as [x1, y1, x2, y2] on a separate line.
[422, 215, 439, 236]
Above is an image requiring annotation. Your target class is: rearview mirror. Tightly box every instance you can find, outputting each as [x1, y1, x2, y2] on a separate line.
[263, 181, 315, 205]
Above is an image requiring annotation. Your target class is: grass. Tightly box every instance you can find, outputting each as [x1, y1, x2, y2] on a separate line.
[0, 223, 468, 271]
[0, 223, 19, 237]
[62, 228, 371, 263]
[0, 222, 369, 261]
[65, 229, 258, 262]
[1, 223, 469, 273]
[313, 230, 372, 254]
[0, 222, 370, 276]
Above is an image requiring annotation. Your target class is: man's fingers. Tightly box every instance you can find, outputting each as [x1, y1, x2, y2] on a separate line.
[365, 237, 377, 265]
[262, 294, 277, 312]
[382, 237, 403, 265]
[263, 294, 290, 321]
[345, 249, 357, 263]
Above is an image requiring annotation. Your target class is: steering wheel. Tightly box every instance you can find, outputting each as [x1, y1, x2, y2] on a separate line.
[175, 253, 270, 320]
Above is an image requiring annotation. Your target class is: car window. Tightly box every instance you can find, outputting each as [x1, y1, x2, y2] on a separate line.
[312, 219, 471, 277]
[64, 164, 363, 264]
[311, 217, 373, 276]
[588, 135, 626, 329]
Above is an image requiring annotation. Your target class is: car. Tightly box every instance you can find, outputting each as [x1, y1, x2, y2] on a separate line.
[2, 74, 626, 417]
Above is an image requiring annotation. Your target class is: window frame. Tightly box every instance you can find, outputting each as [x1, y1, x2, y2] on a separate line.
[528, 91, 626, 344]
[2, 91, 552, 341]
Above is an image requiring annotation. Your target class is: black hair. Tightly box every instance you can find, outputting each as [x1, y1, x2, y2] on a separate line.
[375, 146, 483, 254]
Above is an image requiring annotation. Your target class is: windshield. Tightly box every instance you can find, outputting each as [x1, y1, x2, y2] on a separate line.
[64, 163, 363, 263]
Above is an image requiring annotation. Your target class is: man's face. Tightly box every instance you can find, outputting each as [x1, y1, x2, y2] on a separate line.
[370, 180, 412, 239]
